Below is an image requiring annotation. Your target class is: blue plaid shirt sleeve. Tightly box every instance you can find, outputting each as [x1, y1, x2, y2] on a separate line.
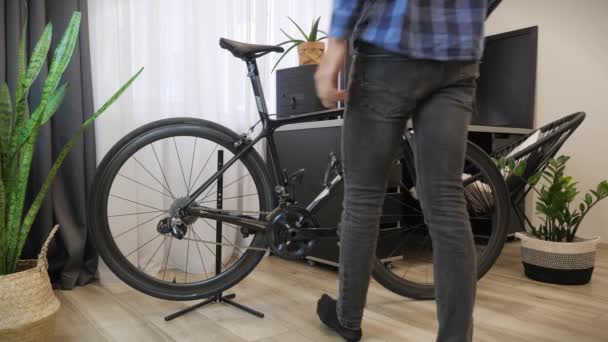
[329, 0, 366, 39]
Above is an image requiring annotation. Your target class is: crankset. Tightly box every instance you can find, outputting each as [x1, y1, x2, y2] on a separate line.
[265, 206, 321, 260]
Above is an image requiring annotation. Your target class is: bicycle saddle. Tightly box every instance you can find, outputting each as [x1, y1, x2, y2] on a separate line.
[219, 38, 284, 59]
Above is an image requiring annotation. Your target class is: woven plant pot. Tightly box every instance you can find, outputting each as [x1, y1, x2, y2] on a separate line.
[298, 41, 325, 65]
[0, 225, 61, 341]
[516, 232, 600, 285]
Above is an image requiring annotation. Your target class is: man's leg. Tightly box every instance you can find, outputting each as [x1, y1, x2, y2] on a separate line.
[336, 53, 423, 330]
[412, 63, 479, 342]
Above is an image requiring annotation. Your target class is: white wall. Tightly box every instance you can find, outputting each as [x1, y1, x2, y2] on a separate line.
[486, 0, 608, 239]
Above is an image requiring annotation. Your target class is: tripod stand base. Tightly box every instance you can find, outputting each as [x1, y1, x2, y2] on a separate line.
[164, 293, 264, 321]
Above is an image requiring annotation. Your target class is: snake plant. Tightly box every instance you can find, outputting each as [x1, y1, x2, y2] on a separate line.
[272, 16, 327, 72]
[0, 11, 142, 274]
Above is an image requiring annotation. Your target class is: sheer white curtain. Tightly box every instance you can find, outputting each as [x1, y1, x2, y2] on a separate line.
[87, 0, 332, 284]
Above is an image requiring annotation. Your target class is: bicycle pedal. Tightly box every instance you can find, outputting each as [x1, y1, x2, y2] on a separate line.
[322, 152, 342, 187]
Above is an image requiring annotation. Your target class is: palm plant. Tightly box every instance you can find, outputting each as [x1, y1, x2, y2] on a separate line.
[272, 16, 327, 72]
[0, 11, 142, 275]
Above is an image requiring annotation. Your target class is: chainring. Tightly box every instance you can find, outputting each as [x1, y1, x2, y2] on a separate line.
[265, 206, 319, 260]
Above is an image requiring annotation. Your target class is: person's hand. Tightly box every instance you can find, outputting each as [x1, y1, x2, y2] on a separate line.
[314, 38, 347, 108]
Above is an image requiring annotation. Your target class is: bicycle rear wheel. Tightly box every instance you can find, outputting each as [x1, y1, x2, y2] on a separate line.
[372, 140, 510, 299]
[88, 118, 274, 301]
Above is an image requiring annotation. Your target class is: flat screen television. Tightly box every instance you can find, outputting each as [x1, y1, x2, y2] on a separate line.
[473, 26, 538, 129]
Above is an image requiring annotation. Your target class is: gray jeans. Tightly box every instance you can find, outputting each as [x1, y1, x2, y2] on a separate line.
[337, 43, 479, 342]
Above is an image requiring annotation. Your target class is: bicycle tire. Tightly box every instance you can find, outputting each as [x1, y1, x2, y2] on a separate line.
[88, 118, 274, 301]
[371, 141, 510, 299]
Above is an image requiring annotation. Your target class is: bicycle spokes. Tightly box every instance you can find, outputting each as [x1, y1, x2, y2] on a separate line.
[105, 134, 265, 285]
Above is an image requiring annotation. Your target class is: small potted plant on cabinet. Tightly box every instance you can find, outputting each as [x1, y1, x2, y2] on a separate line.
[506, 155, 608, 285]
[272, 17, 327, 72]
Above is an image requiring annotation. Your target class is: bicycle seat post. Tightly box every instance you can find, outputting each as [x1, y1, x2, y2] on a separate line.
[245, 58, 270, 127]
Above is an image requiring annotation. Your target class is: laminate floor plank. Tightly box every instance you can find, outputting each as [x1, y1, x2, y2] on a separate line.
[53, 241, 608, 341]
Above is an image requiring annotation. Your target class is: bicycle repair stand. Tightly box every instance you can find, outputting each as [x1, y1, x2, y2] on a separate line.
[164, 150, 264, 321]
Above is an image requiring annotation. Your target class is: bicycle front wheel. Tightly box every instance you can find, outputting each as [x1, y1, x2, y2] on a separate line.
[372, 140, 510, 299]
[88, 118, 274, 301]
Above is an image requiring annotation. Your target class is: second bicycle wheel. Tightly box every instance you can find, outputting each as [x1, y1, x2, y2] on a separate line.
[372, 139, 510, 299]
[88, 118, 274, 301]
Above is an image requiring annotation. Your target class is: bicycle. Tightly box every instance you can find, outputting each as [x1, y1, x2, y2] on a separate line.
[88, 38, 510, 302]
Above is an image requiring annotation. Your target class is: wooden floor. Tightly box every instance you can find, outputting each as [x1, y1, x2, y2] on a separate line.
[54, 242, 608, 341]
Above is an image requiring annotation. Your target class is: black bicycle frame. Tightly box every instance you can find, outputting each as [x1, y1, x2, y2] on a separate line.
[183, 58, 343, 212]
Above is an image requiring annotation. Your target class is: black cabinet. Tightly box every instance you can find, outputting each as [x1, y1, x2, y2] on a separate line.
[276, 65, 325, 117]
[270, 120, 531, 266]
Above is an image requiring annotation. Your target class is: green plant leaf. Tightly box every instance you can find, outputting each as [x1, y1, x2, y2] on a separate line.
[6, 122, 38, 272]
[41, 12, 81, 109]
[536, 202, 548, 215]
[0, 158, 5, 274]
[10, 13, 79, 159]
[9, 83, 69, 157]
[280, 28, 297, 41]
[309, 17, 321, 41]
[496, 158, 507, 170]
[318, 29, 328, 35]
[41, 83, 68, 124]
[5, 20, 30, 273]
[271, 42, 302, 72]
[13, 21, 29, 143]
[513, 160, 526, 177]
[598, 181, 608, 198]
[566, 188, 578, 202]
[288, 17, 309, 41]
[14, 67, 144, 272]
[584, 193, 593, 206]
[565, 181, 578, 192]
[318, 36, 328, 41]
[23, 23, 53, 99]
[276, 39, 301, 47]
[528, 171, 542, 186]
[0, 83, 13, 154]
[528, 154, 608, 242]
[556, 155, 570, 164]
[10, 22, 53, 149]
[5, 12, 82, 273]
[507, 158, 516, 173]
[15, 19, 27, 106]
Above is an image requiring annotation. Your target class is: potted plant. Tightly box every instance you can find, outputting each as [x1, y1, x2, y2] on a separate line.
[0, 11, 141, 340]
[272, 17, 327, 72]
[505, 155, 608, 285]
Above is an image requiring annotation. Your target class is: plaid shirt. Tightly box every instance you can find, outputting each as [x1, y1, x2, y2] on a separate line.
[330, 0, 499, 61]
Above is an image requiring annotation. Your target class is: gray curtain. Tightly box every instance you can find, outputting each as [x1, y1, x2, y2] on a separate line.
[1, 0, 98, 289]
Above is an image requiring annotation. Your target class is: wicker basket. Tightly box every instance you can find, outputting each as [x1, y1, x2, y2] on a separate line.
[298, 41, 325, 65]
[0, 225, 61, 341]
[516, 232, 600, 285]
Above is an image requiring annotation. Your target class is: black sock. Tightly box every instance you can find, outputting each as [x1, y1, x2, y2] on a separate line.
[316, 294, 362, 341]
